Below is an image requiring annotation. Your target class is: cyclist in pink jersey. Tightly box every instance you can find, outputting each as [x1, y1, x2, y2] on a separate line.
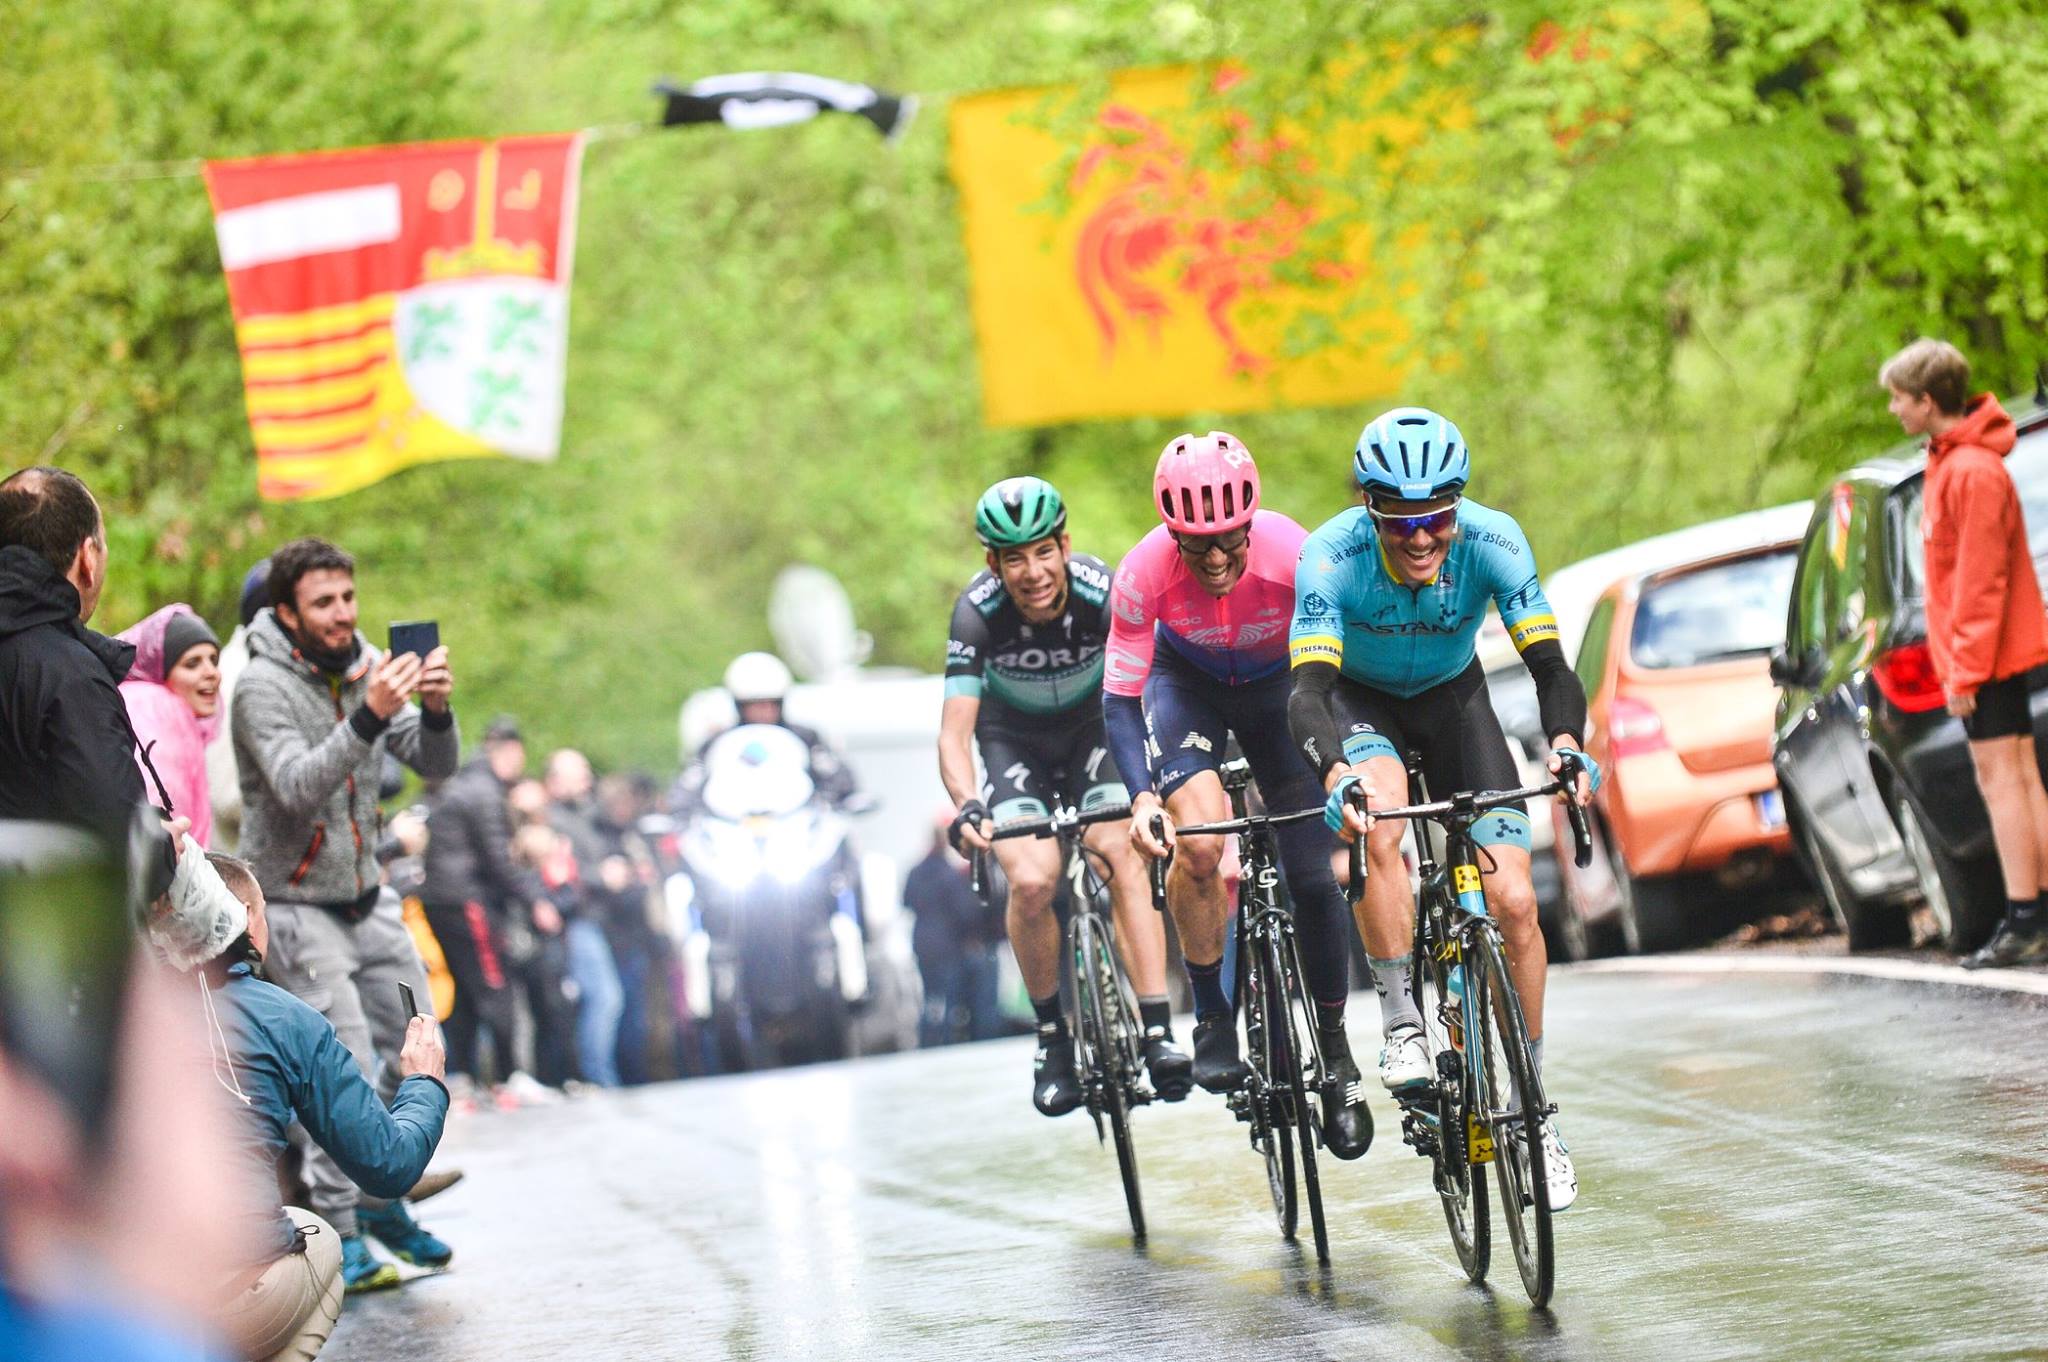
[1101, 432, 1373, 1162]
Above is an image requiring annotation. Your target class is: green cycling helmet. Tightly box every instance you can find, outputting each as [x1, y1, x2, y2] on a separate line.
[974, 476, 1068, 548]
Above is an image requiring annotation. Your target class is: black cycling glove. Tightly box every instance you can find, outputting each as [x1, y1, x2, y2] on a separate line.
[948, 799, 989, 853]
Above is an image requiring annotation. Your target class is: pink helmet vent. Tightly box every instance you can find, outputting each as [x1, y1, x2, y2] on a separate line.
[1153, 430, 1260, 533]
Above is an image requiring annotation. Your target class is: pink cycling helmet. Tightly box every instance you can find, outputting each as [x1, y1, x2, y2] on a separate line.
[1153, 431, 1260, 534]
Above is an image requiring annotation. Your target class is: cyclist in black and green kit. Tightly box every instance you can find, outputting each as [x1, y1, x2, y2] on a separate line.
[940, 477, 1192, 1116]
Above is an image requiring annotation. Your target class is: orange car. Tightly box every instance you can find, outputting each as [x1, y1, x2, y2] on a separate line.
[1550, 541, 1801, 953]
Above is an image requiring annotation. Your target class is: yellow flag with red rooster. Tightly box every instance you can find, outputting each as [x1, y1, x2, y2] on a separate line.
[949, 66, 1419, 427]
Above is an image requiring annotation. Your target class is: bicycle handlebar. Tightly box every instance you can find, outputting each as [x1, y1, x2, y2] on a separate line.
[986, 803, 1133, 842]
[1364, 771, 1595, 869]
[969, 804, 1138, 904]
[1169, 805, 1328, 838]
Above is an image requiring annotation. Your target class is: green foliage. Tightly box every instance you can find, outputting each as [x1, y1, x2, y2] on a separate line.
[6, 0, 2043, 770]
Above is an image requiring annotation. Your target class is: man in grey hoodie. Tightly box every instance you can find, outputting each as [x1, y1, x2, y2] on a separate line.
[233, 536, 461, 1293]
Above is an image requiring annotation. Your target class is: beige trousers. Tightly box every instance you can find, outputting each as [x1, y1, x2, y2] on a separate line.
[220, 1207, 344, 1362]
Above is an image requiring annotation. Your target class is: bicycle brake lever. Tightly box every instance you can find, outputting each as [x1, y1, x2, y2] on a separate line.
[1148, 815, 1170, 913]
[1555, 753, 1594, 869]
[1346, 785, 1368, 905]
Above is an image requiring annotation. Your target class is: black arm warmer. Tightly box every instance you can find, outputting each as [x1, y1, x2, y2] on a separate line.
[1286, 662, 1349, 778]
[1102, 692, 1155, 798]
[1522, 639, 1587, 747]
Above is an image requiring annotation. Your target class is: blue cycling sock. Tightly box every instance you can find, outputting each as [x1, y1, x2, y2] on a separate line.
[1185, 956, 1229, 1021]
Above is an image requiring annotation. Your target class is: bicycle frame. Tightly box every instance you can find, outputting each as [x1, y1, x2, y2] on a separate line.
[980, 800, 1153, 1239]
[1167, 759, 1333, 1263]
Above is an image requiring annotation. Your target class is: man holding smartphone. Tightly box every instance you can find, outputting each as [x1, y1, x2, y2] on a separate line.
[233, 536, 462, 1293]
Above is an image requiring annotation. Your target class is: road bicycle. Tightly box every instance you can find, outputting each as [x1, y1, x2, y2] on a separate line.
[1151, 759, 1359, 1265]
[974, 801, 1154, 1240]
[1365, 752, 1593, 1307]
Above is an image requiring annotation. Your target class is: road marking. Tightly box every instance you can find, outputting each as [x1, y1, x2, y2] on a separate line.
[1564, 953, 2048, 996]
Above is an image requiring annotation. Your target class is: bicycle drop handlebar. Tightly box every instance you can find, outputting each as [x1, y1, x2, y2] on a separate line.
[1357, 764, 1597, 877]
[967, 803, 1135, 901]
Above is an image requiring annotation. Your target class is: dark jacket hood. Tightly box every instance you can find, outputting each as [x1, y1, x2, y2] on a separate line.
[0, 545, 135, 682]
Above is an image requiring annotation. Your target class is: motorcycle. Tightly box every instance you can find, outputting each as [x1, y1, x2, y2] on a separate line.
[669, 725, 871, 1071]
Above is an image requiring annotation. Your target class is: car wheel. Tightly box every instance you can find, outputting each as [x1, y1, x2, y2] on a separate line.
[1606, 824, 1685, 954]
[1791, 800, 1906, 951]
[1890, 790, 2001, 954]
[1549, 885, 1593, 963]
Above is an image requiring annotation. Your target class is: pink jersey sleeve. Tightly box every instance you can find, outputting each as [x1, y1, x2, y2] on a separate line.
[1103, 526, 1172, 697]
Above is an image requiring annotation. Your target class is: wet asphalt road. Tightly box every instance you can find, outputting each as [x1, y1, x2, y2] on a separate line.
[331, 966, 2048, 1361]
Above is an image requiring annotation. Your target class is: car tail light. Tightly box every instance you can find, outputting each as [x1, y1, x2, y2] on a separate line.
[1871, 642, 1946, 714]
[1609, 695, 1668, 758]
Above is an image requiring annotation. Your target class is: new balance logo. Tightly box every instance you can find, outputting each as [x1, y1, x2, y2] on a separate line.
[1180, 733, 1213, 753]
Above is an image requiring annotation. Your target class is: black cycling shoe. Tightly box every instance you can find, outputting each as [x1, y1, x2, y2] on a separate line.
[1143, 1026, 1194, 1102]
[1962, 920, 2048, 970]
[1317, 1028, 1374, 1161]
[1032, 1027, 1084, 1117]
[1190, 1016, 1250, 1093]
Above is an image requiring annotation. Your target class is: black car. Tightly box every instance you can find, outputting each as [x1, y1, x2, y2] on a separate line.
[1770, 395, 2048, 951]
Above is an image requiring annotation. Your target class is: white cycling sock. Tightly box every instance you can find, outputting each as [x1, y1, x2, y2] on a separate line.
[1368, 955, 1423, 1035]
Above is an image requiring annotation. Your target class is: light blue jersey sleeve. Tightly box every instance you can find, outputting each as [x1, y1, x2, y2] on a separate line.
[1288, 514, 1358, 672]
[1465, 506, 1559, 654]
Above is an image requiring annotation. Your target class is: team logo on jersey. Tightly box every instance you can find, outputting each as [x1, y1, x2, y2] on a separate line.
[1235, 621, 1286, 644]
[1070, 559, 1111, 593]
[947, 638, 976, 664]
[1299, 590, 1337, 621]
[1180, 732, 1213, 752]
[968, 576, 1003, 607]
[1004, 762, 1032, 790]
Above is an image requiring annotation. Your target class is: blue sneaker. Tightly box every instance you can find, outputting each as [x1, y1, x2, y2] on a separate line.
[358, 1200, 454, 1268]
[341, 1234, 401, 1293]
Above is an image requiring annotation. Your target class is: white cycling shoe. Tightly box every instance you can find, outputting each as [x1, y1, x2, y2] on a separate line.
[1378, 1024, 1431, 1091]
[1535, 1118, 1578, 1211]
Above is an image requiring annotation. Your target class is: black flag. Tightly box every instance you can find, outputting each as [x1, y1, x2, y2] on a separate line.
[653, 72, 917, 141]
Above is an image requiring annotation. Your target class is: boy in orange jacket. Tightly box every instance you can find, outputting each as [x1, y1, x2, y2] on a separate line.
[1882, 338, 2048, 967]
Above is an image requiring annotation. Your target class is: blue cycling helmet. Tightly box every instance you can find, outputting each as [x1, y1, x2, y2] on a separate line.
[1354, 407, 1470, 501]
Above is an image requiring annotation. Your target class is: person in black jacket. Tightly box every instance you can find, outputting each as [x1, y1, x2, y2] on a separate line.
[419, 718, 533, 1088]
[0, 467, 151, 845]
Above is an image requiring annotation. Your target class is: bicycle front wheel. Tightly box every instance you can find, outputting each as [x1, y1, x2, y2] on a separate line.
[1076, 913, 1145, 1242]
[1242, 937, 1297, 1239]
[1270, 929, 1329, 1264]
[1413, 942, 1488, 1282]
[1469, 927, 1553, 1306]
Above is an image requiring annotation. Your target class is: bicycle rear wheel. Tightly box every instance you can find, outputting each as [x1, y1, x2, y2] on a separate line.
[1270, 929, 1329, 1264]
[1470, 927, 1552, 1305]
[1075, 913, 1145, 1242]
[1241, 934, 1297, 1239]
[1415, 944, 1488, 1282]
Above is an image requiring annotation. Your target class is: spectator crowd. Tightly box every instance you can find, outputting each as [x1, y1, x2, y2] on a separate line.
[0, 464, 816, 1362]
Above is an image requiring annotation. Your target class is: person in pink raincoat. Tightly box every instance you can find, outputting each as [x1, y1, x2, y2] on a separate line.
[118, 603, 223, 847]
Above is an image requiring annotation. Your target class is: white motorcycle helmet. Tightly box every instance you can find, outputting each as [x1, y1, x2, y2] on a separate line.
[724, 651, 793, 706]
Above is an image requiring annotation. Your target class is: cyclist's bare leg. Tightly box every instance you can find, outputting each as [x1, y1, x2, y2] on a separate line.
[1478, 843, 1546, 1040]
[1161, 772, 1233, 961]
[994, 834, 1065, 1001]
[1084, 820, 1168, 999]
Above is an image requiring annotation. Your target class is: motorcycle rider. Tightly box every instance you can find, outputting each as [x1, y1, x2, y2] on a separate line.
[675, 652, 857, 813]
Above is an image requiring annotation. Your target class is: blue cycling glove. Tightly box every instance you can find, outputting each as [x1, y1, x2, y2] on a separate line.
[1324, 773, 1367, 833]
[1553, 747, 1602, 795]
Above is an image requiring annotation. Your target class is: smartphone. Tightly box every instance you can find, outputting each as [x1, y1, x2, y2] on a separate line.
[398, 980, 420, 1019]
[387, 620, 440, 663]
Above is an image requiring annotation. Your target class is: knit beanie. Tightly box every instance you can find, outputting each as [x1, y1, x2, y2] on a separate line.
[160, 613, 220, 681]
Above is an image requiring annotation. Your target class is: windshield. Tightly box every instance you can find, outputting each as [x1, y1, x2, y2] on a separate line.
[1899, 426, 2048, 600]
[1630, 548, 1797, 670]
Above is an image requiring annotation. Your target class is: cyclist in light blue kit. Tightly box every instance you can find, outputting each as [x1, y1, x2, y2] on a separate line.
[1287, 407, 1597, 1210]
